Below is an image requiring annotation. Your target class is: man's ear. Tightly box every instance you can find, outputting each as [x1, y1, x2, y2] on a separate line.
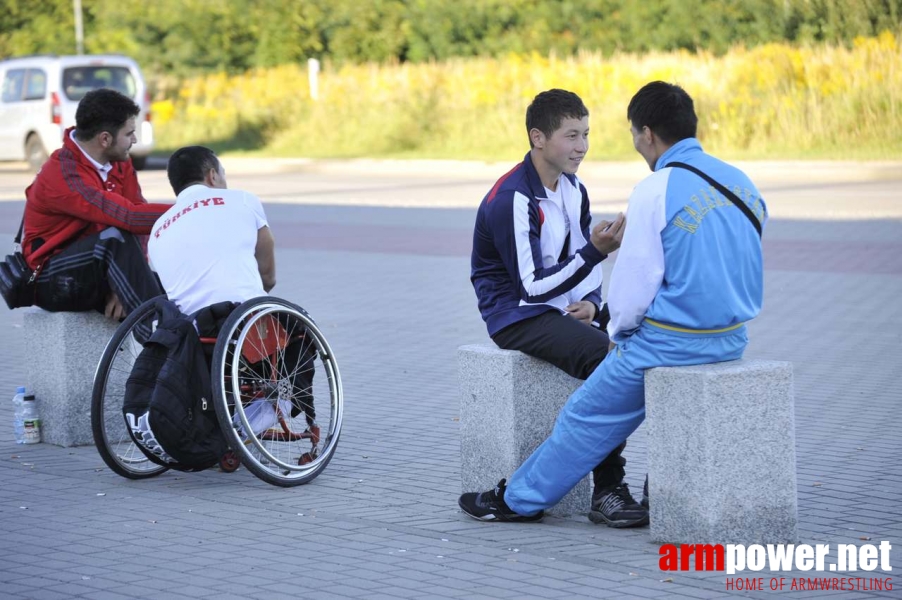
[646, 126, 669, 154]
[98, 131, 112, 148]
[529, 127, 546, 149]
[203, 167, 217, 186]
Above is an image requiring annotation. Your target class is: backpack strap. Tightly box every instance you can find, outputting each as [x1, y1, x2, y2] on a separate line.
[14, 216, 24, 247]
[665, 162, 762, 238]
[12, 213, 41, 285]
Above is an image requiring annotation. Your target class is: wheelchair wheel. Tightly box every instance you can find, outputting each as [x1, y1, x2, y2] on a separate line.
[91, 296, 169, 479]
[211, 297, 343, 487]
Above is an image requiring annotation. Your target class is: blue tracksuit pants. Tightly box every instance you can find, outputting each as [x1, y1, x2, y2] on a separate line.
[504, 321, 748, 516]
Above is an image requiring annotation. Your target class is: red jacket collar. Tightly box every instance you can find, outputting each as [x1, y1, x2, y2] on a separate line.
[62, 127, 99, 167]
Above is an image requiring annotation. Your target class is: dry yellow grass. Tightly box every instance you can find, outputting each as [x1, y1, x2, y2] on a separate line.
[153, 33, 902, 160]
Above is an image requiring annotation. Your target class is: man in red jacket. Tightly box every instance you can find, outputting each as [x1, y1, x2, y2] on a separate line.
[23, 88, 171, 320]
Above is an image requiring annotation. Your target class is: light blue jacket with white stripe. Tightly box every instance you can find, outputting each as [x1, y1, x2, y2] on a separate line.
[607, 138, 767, 343]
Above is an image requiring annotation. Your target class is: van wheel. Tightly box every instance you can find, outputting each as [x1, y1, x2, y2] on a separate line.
[26, 135, 48, 173]
[131, 155, 147, 170]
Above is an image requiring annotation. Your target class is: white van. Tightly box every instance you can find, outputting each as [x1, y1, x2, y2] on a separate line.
[0, 54, 154, 171]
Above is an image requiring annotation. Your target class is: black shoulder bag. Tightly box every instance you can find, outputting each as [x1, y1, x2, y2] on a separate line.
[0, 216, 41, 309]
[665, 162, 762, 238]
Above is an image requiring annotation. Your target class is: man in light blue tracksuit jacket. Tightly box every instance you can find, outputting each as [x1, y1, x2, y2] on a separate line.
[459, 81, 767, 522]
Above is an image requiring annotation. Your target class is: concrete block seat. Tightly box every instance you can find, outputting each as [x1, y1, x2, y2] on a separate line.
[645, 359, 798, 544]
[24, 308, 119, 447]
[458, 343, 590, 517]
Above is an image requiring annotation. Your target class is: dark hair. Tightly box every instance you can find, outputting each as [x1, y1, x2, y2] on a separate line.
[526, 89, 589, 148]
[167, 146, 220, 195]
[627, 81, 698, 144]
[74, 88, 140, 141]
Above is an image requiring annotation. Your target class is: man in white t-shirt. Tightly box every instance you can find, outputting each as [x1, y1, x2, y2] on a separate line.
[148, 146, 275, 315]
[149, 147, 299, 437]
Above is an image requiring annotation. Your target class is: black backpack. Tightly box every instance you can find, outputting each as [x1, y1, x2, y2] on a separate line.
[123, 298, 228, 471]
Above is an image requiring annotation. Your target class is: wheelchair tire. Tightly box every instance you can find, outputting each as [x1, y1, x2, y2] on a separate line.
[211, 296, 343, 487]
[91, 296, 170, 480]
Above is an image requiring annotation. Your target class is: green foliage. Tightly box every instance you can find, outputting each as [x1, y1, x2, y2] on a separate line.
[0, 0, 75, 57]
[2, 0, 901, 75]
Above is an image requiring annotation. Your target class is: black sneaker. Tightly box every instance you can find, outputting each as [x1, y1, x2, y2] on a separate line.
[458, 479, 544, 522]
[589, 483, 649, 528]
[641, 475, 649, 509]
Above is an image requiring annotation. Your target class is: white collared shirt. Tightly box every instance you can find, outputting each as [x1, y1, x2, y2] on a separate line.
[69, 130, 113, 182]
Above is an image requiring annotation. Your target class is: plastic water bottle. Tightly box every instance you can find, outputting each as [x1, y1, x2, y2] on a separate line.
[12, 386, 26, 444]
[21, 394, 41, 444]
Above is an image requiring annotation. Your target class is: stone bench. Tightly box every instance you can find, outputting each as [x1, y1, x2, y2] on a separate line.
[24, 309, 119, 447]
[646, 359, 798, 544]
[458, 343, 590, 517]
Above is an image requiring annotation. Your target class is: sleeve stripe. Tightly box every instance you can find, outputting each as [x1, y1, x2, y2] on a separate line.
[486, 162, 522, 203]
[513, 193, 595, 303]
[59, 149, 158, 227]
[607, 170, 669, 340]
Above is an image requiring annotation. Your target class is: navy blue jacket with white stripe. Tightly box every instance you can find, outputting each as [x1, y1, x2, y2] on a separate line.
[471, 152, 606, 336]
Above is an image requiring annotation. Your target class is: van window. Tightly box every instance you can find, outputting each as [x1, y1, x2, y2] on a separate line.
[2, 68, 26, 102]
[24, 69, 47, 100]
[62, 66, 137, 101]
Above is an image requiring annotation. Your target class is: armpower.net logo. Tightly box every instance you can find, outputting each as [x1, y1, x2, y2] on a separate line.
[659, 541, 893, 592]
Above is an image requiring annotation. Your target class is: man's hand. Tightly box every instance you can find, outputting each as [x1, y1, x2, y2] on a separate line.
[590, 212, 626, 254]
[104, 291, 126, 321]
[565, 301, 596, 325]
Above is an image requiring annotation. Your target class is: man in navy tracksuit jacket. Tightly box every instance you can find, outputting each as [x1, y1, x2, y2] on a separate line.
[470, 89, 647, 527]
[460, 82, 766, 524]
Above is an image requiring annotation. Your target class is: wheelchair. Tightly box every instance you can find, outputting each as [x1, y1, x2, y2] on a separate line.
[91, 295, 343, 487]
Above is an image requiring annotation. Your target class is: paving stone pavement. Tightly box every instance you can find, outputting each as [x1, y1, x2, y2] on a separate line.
[0, 164, 900, 600]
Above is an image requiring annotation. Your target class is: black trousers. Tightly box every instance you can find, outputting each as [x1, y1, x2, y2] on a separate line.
[491, 308, 628, 491]
[34, 228, 162, 315]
